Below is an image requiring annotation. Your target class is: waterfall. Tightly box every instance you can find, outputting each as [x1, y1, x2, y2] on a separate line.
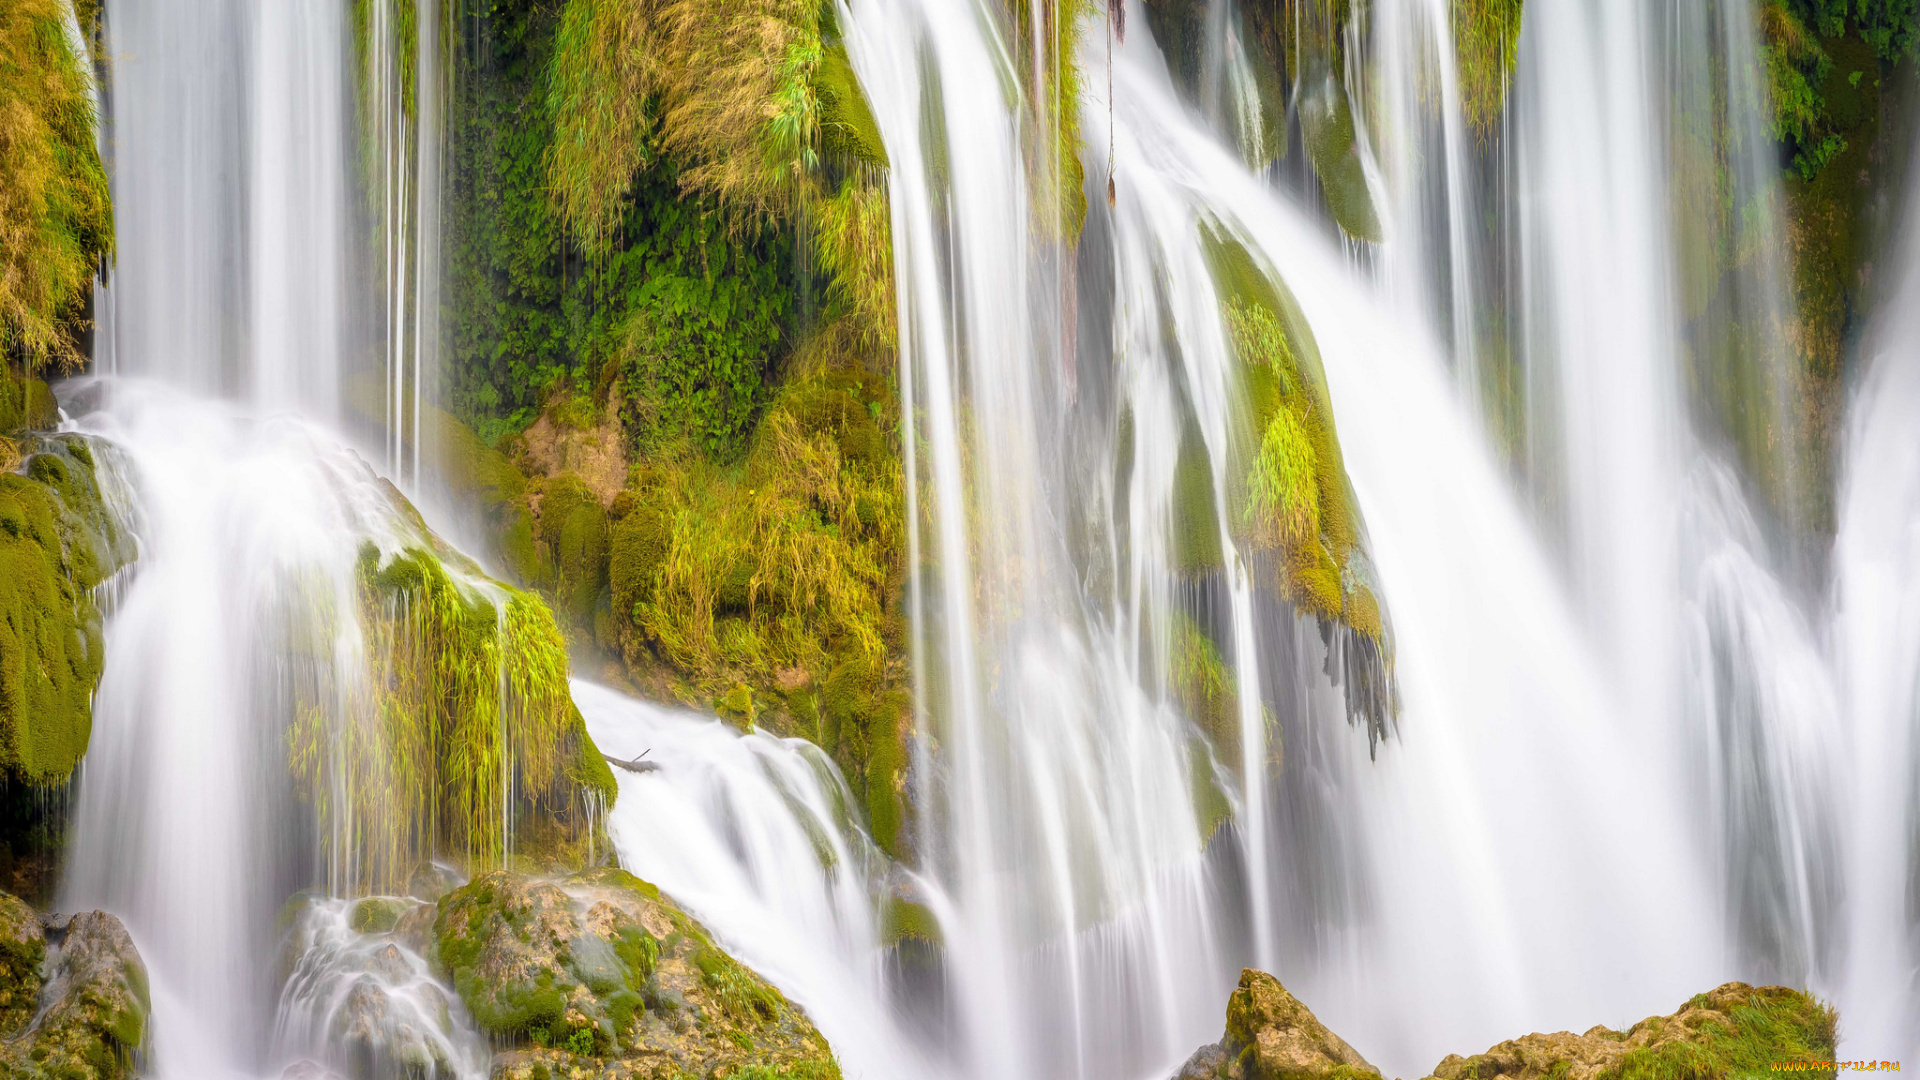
[1833, 156, 1920, 1056]
[41, 0, 1920, 1073]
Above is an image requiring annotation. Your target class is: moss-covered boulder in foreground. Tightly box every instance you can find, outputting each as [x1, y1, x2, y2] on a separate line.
[0, 894, 150, 1080]
[0, 434, 135, 787]
[1426, 982, 1836, 1080]
[1172, 970, 1837, 1080]
[433, 869, 839, 1080]
[1174, 968, 1380, 1080]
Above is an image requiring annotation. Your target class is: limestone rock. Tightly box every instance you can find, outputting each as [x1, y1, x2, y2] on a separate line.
[1172, 974, 1837, 1080]
[1425, 983, 1836, 1080]
[0, 905, 151, 1080]
[1175, 968, 1379, 1080]
[433, 869, 839, 1080]
[0, 891, 42, 1035]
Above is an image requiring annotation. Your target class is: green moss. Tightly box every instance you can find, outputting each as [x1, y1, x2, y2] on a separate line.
[1201, 229, 1396, 746]
[879, 897, 940, 948]
[535, 473, 610, 630]
[608, 364, 910, 855]
[288, 539, 612, 890]
[0, 891, 43, 1036]
[1452, 0, 1524, 136]
[348, 896, 412, 934]
[0, 437, 131, 787]
[1173, 423, 1225, 576]
[1171, 613, 1236, 760]
[816, 42, 887, 171]
[1596, 988, 1835, 1080]
[1296, 62, 1381, 244]
[0, 0, 113, 371]
[0, 372, 59, 436]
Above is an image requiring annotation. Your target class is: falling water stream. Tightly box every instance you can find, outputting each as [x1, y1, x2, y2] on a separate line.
[45, 0, 1920, 1075]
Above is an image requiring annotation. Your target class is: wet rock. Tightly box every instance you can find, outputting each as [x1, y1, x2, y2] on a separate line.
[407, 862, 465, 904]
[280, 1061, 349, 1080]
[433, 869, 839, 1079]
[349, 897, 413, 934]
[1425, 983, 1835, 1080]
[0, 904, 151, 1080]
[1174, 969, 1379, 1080]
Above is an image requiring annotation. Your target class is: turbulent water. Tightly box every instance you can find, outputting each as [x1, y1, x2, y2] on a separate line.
[48, 0, 1920, 1075]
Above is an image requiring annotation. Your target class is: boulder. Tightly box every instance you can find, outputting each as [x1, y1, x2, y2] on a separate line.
[0, 903, 151, 1080]
[1171, 972, 1839, 1080]
[1425, 982, 1835, 1080]
[432, 869, 839, 1080]
[1174, 969, 1379, 1080]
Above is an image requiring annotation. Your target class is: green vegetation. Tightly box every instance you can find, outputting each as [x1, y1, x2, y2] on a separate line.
[1431, 983, 1835, 1080]
[1453, 0, 1525, 136]
[435, 869, 841, 1077]
[606, 365, 911, 854]
[0, 0, 111, 374]
[1755, 3, 1909, 535]
[1204, 228, 1396, 750]
[1597, 986, 1835, 1080]
[287, 540, 616, 892]
[0, 436, 132, 788]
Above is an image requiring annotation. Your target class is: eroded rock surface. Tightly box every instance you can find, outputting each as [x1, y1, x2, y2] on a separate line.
[0, 899, 150, 1080]
[1172, 971, 1838, 1080]
[1174, 968, 1379, 1080]
[1427, 982, 1835, 1080]
[433, 869, 839, 1080]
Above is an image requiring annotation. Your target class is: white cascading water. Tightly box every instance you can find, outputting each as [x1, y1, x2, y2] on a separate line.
[44, 0, 1920, 1074]
[62, 0, 489, 1077]
[1832, 162, 1920, 1056]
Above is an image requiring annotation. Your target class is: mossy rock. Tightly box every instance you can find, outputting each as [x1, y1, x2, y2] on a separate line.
[0, 892, 42, 1036]
[1176, 968, 1380, 1080]
[1297, 63, 1382, 244]
[0, 375, 58, 437]
[434, 870, 839, 1078]
[1426, 982, 1835, 1080]
[0, 436, 134, 786]
[0, 902, 151, 1080]
[535, 473, 609, 632]
[348, 896, 413, 935]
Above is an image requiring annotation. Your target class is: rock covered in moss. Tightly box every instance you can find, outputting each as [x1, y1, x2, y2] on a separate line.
[1174, 969, 1380, 1080]
[1172, 973, 1838, 1080]
[433, 869, 838, 1079]
[0, 903, 151, 1080]
[0, 891, 42, 1034]
[0, 434, 136, 786]
[1425, 982, 1835, 1080]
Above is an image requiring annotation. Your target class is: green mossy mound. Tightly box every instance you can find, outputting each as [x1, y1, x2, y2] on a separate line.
[0, 434, 133, 787]
[1426, 982, 1836, 1080]
[287, 521, 616, 892]
[0, 898, 150, 1080]
[434, 869, 840, 1080]
[1201, 230, 1398, 752]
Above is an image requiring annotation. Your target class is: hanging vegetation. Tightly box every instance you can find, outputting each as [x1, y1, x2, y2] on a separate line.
[1205, 226, 1397, 752]
[287, 537, 616, 892]
[0, 0, 111, 374]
